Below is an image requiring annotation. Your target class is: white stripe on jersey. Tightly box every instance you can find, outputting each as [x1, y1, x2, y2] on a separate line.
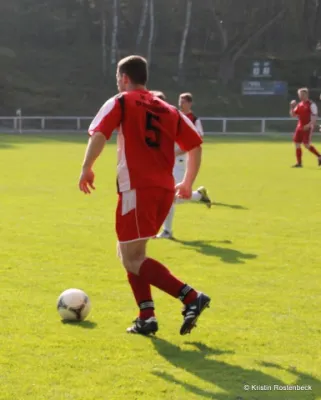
[195, 119, 204, 137]
[311, 102, 318, 116]
[117, 126, 131, 192]
[89, 96, 116, 134]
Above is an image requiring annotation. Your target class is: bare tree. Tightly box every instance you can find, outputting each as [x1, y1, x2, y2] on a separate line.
[101, 0, 107, 77]
[136, 0, 149, 49]
[178, 0, 192, 83]
[210, 0, 286, 84]
[147, 0, 155, 64]
[110, 0, 118, 66]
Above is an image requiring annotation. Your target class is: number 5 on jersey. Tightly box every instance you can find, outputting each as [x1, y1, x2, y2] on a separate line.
[145, 112, 161, 148]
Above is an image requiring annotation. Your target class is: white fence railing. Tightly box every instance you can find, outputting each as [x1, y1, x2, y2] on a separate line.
[0, 116, 318, 134]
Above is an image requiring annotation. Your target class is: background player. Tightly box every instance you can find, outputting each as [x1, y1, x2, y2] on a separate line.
[79, 56, 210, 336]
[156, 91, 211, 239]
[290, 88, 321, 167]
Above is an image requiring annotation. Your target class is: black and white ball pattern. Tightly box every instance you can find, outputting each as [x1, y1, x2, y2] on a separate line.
[57, 288, 91, 321]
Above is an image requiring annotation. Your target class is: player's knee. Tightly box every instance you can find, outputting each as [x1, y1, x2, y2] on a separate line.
[304, 143, 310, 149]
[121, 257, 144, 275]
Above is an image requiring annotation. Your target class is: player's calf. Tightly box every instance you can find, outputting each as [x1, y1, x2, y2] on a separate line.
[304, 143, 321, 164]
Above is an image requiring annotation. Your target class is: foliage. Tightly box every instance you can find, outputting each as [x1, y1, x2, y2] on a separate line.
[1, 0, 321, 114]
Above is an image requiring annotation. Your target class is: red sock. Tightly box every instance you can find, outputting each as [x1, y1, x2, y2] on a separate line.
[296, 148, 302, 164]
[139, 258, 197, 304]
[127, 272, 155, 319]
[308, 145, 321, 157]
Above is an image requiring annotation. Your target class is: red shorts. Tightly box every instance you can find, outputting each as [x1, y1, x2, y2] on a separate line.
[116, 188, 174, 243]
[293, 128, 312, 144]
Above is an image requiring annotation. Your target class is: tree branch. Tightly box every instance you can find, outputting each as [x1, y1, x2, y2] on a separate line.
[209, 0, 228, 50]
[232, 8, 286, 62]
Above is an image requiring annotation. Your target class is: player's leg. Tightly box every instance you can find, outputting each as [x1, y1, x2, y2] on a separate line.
[116, 191, 157, 335]
[157, 163, 184, 238]
[174, 163, 212, 208]
[303, 129, 321, 165]
[119, 188, 211, 335]
[293, 129, 303, 167]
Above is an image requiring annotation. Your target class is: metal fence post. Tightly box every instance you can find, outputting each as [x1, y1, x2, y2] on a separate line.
[222, 119, 227, 133]
[261, 119, 266, 134]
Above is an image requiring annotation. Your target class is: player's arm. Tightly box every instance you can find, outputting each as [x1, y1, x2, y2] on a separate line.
[289, 100, 297, 117]
[184, 146, 202, 187]
[303, 103, 318, 131]
[175, 112, 203, 198]
[82, 133, 106, 170]
[79, 96, 122, 194]
[310, 103, 318, 128]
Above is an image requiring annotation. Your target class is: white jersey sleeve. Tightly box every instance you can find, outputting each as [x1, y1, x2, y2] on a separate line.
[311, 102, 318, 116]
[195, 118, 204, 137]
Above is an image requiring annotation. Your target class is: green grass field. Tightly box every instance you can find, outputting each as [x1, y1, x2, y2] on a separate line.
[0, 133, 321, 400]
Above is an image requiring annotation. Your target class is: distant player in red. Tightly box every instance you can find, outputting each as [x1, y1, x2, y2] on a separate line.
[290, 88, 321, 168]
[79, 56, 210, 336]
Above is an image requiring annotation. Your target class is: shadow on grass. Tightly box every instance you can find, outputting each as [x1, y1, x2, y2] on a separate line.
[61, 320, 97, 329]
[173, 239, 257, 264]
[151, 338, 321, 400]
[213, 202, 248, 210]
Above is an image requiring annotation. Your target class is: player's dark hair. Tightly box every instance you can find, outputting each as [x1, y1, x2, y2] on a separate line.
[180, 92, 193, 103]
[150, 90, 166, 100]
[117, 55, 148, 85]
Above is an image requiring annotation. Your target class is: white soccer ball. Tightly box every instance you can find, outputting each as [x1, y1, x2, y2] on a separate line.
[57, 288, 91, 321]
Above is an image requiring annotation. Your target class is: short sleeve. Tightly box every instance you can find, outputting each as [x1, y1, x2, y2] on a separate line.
[311, 103, 318, 116]
[195, 118, 204, 137]
[176, 112, 203, 151]
[89, 96, 122, 140]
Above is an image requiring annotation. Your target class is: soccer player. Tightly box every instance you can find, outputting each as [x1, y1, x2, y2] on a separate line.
[79, 56, 211, 336]
[290, 88, 321, 167]
[157, 92, 211, 239]
[149, 90, 166, 101]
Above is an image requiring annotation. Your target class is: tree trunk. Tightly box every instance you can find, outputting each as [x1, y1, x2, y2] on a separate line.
[217, 8, 286, 84]
[313, 0, 321, 46]
[101, 0, 107, 77]
[178, 0, 192, 84]
[147, 0, 154, 64]
[136, 0, 149, 49]
[110, 0, 118, 66]
[209, 0, 228, 51]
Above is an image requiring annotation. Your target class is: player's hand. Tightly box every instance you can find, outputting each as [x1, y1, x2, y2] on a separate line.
[79, 167, 95, 194]
[303, 124, 311, 131]
[175, 181, 192, 200]
[290, 100, 297, 107]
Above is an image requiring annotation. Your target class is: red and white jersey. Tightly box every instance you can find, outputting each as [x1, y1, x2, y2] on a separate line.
[294, 100, 318, 128]
[89, 89, 202, 192]
[185, 112, 204, 137]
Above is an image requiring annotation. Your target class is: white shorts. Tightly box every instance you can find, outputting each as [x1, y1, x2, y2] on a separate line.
[173, 158, 186, 184]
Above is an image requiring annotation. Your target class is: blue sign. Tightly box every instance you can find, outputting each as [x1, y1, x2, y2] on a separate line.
[242, 81, 288, 96]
